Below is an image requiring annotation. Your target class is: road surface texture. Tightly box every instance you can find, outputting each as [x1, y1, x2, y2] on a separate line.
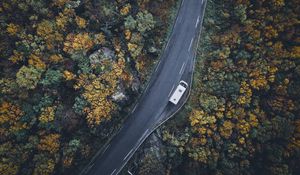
[84, 0, 206, 174]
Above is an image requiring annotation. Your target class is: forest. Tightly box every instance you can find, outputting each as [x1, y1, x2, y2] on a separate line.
[0, 0, 177, 174]
[1, 0, 299, 175]
[124, 0, 300, 175]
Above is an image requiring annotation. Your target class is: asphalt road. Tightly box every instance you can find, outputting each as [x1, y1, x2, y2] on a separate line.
[84, 0, 206, 174]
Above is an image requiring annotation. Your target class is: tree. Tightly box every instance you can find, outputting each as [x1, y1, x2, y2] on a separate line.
[136, 10, 155, 34]
[124, 15, 137, 30]
[40, 69, 63, 86]
[16, 66, 42, 90]
[63, 33, 94, 54]
[37, 134, 60, 154]
[33, 154, 56, 175]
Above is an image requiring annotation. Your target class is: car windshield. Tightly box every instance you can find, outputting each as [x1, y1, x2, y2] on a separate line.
[180, 82, 187, 88]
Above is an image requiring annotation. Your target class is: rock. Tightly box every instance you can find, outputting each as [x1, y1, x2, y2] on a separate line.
[112, 85, 128, 104]
[89, 47, 115, 65]
[148, 46, 157, 54]
[131, 77, 141, 92]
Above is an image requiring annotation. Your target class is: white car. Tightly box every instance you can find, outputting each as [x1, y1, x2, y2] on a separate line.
[169, 81, 188, 105]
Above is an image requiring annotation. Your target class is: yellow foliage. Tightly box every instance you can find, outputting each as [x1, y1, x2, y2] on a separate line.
[235, 0, 250, 5]
[94, 33, 106, 45]
[237, 119, 251, 136]
[226, 105, 246, 120]
[120, 4, 131, 16]
[211, 60, 225, 71]
[267, 66, 278, 82]
[75, 58, 126, 127]
[0, 78, 17, 95]
[125, 29, 131, 40]
[199, 136, 207, 145]
[7, 23, 20, 36]
[0, 101, 23, 125]
[248, 112, 259, 127]
[33, 158, 55, 175]
[63, 70, 76, 80]
[287, 120, 300, 152]
[271, 0, 285, 7]
[75, 16, 87, 28]
[239, 137, 245, 145]
[36, 20, 64, 49]
[248, 29, 261, 41]
[264, 26, 278, 40]
[135, 58, 146, 72]
[113, 38, 122, 53]
[237, 81, 252, 105]
[250, 77, 268, 90]
[37, 20, 54, 38]
[197, 127, 207, 135]
[187, 147, 216, 163]
[9, 50, 23, 63]
[39, 107, 56, 123]
[55, 8, 75, 30]
[63, 156, 73, 168]
[64, 33, 94, 54]
[0, 161, 18, 175]
[291, 46, 300, 58]
[189, 109, 216, 127]
[56, 13, 69, 30]
[219, 120, 234, 139]
[38, 134, 60, 154]
[127, 42, 138, 51]
[52, 0, 70, 7]
[49, 54, 63, 63]
[249, 69, 268, 90]
[28, 54, 46, 70]
[271, 42, 289, 58]
[0, 101, 25, 133]
[190, 109, 204, 126]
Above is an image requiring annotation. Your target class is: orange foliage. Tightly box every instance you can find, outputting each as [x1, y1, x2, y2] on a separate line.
[39, 107, 56, 123]
[38, 134, 60, 154]
[264, 26, 278, 40]
[63, 70, 76, 80]
[63, 33, 94, 54]
[120, 4, 131, 16]
[75, 16, 87, 29]
[28, 54, 46, 70]
[219, 120, 234, 139]
[0, 101, 26, 135]
[52, 0, 71, 8]
[74, 58, 126, 127]
[49, 54, 63, 63]
[7, 23, 20, 36]
[9, 50, 24, 63]
[291, 46, 300, 58]
[94, 33, 106, 45]
[36, 20, 64, 49]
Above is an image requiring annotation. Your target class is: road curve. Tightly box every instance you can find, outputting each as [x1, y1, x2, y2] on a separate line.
[84, 0, 206, 174]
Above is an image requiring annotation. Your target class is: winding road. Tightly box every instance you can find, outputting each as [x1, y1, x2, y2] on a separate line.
[83, 0, 207, 174]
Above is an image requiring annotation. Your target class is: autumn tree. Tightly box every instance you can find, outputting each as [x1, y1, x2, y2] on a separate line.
[16, 66, 43, 90]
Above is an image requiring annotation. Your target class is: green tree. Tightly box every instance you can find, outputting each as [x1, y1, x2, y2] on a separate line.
[233, 4, 247, 24]
[136, 10, 155, 34]
[73, 96, 88, 115]
[124, 15, 137, 30]
[40, 69, 63, 86]
[16, 66, 42, 90]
